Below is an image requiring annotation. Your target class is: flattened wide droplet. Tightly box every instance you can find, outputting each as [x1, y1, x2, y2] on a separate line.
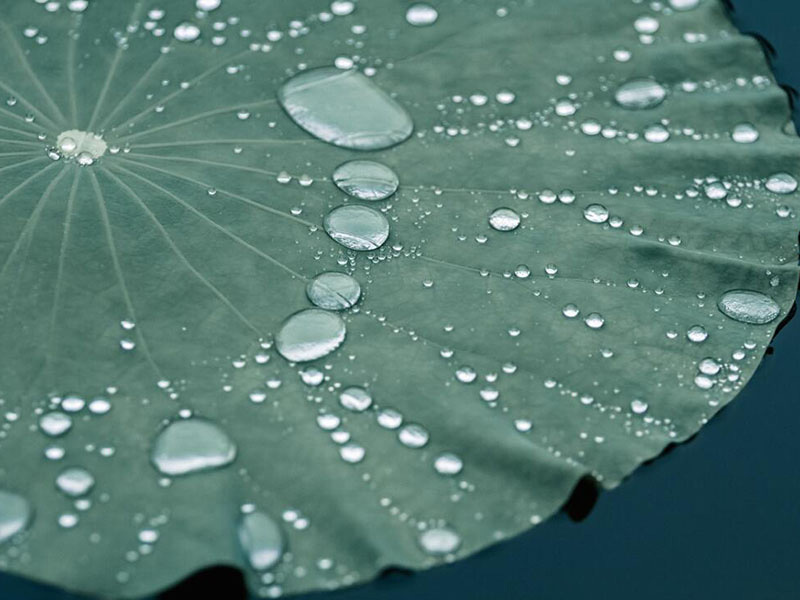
[717, 290, 780, 325]
[614, 78, 666, 109]
[277, 67, 414, 150]
[306, 272, 362, 310]
[324, 205, 390, 251]
[0, 490, 32, 543]
[238, 511, 284, 570]
[332, 160, 399, 201]
[418, 527, 461, 555]
[151, 419, 237, 476]
[275, 309, 347, 362]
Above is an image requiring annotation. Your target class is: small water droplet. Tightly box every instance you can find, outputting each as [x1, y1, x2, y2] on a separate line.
[488, 208, 521, 232]
[583, 204, 609, 223]
[238, 511, 284, 570]
[433, 453, 463, 475]
[687, 325, 708, 343]
[732, 123, 759, 143]
[584, 313, 605, 329]
[615, 79, 666, 109]
[406, 3, 438, 26]
[339, 387, 373, 412]
[398, 424, 429, 448]
[419, 527, 461, 555]
[55, 468, 95, 497]
[174, 22, 201, 42]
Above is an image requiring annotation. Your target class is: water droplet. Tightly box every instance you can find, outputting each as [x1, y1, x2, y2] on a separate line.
[331, 1, 355, 16]
[406, 3, 438, 26]
[39, 411, 72, 437]
[339, 387, 373, 412]
[670, 0, 700, 10]
[644, 124, 670, 143]
[174, 23, 201, 42]
[55, 468, 95, 497]
[488, 208, 521, 231]
[398, 424, 429, 448]
[584, 313, 605, 329]
[562, 304, 580, 318]
[151, 419, 237, 476]
[433, 453, 463, 475]
[630, 399, 648, 414]
[455, 366, 477, 383]
[238, 511, 284, 570]
[583, 204, 609, 223]
[419, 527, 461, 555]
[56, 130, 107, 164]
[704, 181, 728, 200]
[615, 79, 666, 110]
[196, 0, 221, 11]
[698, 358, 721, 376]
[324, 205, 390, 251]
[377, 409, 403, 429]
[306, 272, 361, 310]
[332, 160, 399, 201]
[275, 309, 346, 362]
[687, 325, 708, 343]
[717, 290, 780, 325]
[732, 123, 759, 143]
[278, 68, 413, 150]
[340, 442, 366, 463]
[765, 172, 797, 194]
[0, 490, 32, 542]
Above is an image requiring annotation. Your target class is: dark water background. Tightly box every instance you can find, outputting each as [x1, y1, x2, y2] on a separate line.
[4, 0, 799, 598]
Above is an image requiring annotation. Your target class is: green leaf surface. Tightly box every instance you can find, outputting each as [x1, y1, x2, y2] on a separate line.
[0, 0, 798, 597]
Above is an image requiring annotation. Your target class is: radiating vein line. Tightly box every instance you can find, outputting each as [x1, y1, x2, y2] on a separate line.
[115, 98, 278, 143]
[97, 46, 174, 131]
[66, 22, 79, 126]
[0, 157, 54, 204]
[0, 124, 39, 139]
[109, 162, 309, 281]
[47, 168, 81, 368]
[0, 22, 68, 126]
[0, 104, 47, 131]
[100, 167, 265, 336]
[87, 169, 161, 377]
[115, 156, 315, 227]
[0, 164, 66, 281]
[127, 138, 312, 150]
[0, 138, 40, 147]
[0, 151, 40, 158]
[87, 0, 144, 130]
[0, 81, 61, 132]
[121, 152, 321, 183]
[110, 47, 254, 133]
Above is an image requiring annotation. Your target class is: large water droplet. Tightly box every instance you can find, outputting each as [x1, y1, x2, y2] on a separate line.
[717, 290, 780, 325]
[406, 3, 439, 26]
[398, 424, 429, 448]
[419, 527, 461, 555]
[433, 453, 463, 475]
[275, 309, 346, 362]
[39, 411, 72, 437]
[488, 208, 521, 231]
[56, 130, 107, 164]
[151, 419, 237, 476]
[238, 511, 284, 570]
[278, 68, 413, 150]
[615, 79, 666, 109]
[765, 172, 797, 194]
[0, 490, 32, 543]
[306, 272, 362, 310]
[324, 205, 390, 251]
[332, 160, 399, 201]
[583, 204, 609, 223]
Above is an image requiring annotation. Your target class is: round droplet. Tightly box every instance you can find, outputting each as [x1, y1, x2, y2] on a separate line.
[196, 0, 221, 11]
[174, 22, 201, 42]
[433, 453, 463, 476]
[55, 467, 95, 497]
[698, 358, 721, 375]
[717, 290, 780, 325]
[398, 424, 429, 448]
[687, 325, 708, 343]
[615, 79, 666, 110]
[732, 123, 759, 143]
[340, 443, 366, 463]
[630, 399, 648, 415]
[324, 205, 390, 251]
[238, 511, 284, 571]
[406, 3, 438, 26]
[306, 272, 361, 310]
[39, 411, 72, 437]
[584, 313, 605, 329]
[278, 68, 414, 150]
[766, 172, 797, 194]
[670, 0, 700, 10]
[61, 395, 85, 412]
[339, 387, 373, 412]
[0, 490, 32, 543]
[488, 208, 521, 231]
[275, 309, 346, 362]
[332, 160, 399, 201]
[151, 419, 237, 476]
[583, 204, 609, 224]
[419, 527, 461, 555]
[377, 409, 403, 429]
[644, 124, 670, 143]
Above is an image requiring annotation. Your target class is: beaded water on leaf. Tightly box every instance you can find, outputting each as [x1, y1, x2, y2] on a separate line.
[150, 419, 237, 476]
